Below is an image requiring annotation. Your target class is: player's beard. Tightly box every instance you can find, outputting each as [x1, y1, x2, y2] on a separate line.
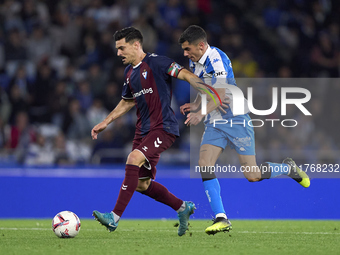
[121, 56, 128, 65]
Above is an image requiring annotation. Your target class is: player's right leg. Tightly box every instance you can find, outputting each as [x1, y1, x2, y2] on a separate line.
[135, 130, 195, 236]
[93, 149, 146, 232]
[198, 143, 232, 235]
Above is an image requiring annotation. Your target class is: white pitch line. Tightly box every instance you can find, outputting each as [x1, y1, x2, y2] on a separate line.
[237, 231, 340, 235]
[0, 227, 340, 235]
[0, 228, 50, 231]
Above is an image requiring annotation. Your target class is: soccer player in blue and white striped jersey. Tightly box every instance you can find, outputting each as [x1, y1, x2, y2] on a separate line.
[179, 25, 310, 235]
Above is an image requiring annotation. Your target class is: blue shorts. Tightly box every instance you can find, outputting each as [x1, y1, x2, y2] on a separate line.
[201, 114, 255, 155]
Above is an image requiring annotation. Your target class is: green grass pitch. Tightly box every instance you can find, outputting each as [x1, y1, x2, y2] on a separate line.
[1, 219, 340, 255]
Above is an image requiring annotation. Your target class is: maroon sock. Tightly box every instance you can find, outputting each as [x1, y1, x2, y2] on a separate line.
[141, 181, 183, 211]
[113, 164, 139, 217]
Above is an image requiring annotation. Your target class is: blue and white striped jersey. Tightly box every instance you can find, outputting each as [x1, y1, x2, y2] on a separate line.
[190, 45, 249, 123]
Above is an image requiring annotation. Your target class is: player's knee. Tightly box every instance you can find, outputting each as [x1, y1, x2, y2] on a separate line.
[198, 158, 210, 167]
[246, 176, 261, 182]
[126, 151, 144, 165]
[244, 171, 261, 182]
[136, 179, 151, 192]
[243, 165, 261, 182]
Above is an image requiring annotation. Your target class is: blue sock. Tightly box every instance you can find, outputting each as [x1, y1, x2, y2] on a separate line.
[203, 179, 225, 215]
[267, 162, 290, 178]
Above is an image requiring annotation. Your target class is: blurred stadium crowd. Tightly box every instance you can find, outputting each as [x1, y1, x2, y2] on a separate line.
[0, 0, 339, 166]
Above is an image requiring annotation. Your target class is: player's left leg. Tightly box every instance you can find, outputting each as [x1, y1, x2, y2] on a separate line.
[236, 140, 310, 186]
[239, 154, 310, 187]
[228, 114, 310, 187]
[282, 158, 310, 187]
[238, 154, 291, 181]
[137, 178, 183, 211]
[138, 178, 195, 236]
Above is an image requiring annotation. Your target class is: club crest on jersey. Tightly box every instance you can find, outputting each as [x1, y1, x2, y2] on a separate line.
[142, 69, 148, 79]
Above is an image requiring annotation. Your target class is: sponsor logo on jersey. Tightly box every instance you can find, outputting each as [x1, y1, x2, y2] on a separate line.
[212, 58, 220, 63]
[133, 88, 153, 98]
[213, 71, 228, 77]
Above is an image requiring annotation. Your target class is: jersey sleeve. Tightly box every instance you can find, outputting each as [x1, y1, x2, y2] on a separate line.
[166, 61, 184, 78]
[226, 62, 236, 86]
[121, 83, 133, 99]
[121, 66, 134, 99]
[206, 49, 237, 86]
[150, 55, 184, 78]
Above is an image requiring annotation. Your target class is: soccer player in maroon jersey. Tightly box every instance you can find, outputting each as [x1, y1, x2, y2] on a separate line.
[91, 27, 213, 236]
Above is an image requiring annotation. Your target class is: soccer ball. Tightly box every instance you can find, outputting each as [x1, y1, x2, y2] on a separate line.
[52, 211, 81, 238]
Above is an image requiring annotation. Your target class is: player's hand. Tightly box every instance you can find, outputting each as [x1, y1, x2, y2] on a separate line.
[184, 112, 204, 126]
[91, 121, 108, 140]
[180, 102, 199, 115]
[218, 97, 230, 114]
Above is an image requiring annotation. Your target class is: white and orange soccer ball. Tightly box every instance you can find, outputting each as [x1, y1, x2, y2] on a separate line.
[52, 211, 81, 238]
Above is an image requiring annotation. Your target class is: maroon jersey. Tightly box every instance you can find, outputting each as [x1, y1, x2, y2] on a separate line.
[122, 53, 183, 138]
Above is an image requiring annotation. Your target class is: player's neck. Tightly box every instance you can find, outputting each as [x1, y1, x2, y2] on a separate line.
[201, 44, 209, 56]
[132, 51, 147, 66]
[197, 44, 209, 63]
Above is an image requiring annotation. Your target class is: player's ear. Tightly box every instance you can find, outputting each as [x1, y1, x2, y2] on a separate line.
[198, 41, 205, 50]
[133, 41, 140, 50]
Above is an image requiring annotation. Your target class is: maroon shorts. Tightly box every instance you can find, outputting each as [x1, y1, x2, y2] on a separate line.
[132, 129, 176, 179]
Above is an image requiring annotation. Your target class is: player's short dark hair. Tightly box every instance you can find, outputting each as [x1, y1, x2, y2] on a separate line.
[113, 27, 143, 45]
[178, 25, 207, 44]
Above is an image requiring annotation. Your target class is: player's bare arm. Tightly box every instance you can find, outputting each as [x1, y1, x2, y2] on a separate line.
[177, 67, 228, 126]
[177, 69, 229, 115]
[180, 93, 202, 115]
[185, 88, 226, 126]
[180, 93, 230, 116]
[91, 99, 134, 140]
[177, 68, 208, 92]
